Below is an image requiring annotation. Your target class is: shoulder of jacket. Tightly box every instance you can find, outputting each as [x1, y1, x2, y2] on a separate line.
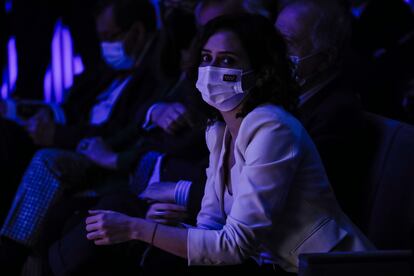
[241, 104, 289, 130]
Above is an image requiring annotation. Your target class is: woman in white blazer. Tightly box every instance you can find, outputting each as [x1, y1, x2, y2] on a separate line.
[84, 14, 374, 274]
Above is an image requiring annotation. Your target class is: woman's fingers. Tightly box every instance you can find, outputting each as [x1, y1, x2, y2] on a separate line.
[85, 215, 100, 225]
[86, 230, 103, 240]
[86, 222, 101, 232]
[85, 210, 114, 225]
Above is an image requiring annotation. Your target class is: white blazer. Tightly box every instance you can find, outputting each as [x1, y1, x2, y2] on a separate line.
[187, 104, 374, 272]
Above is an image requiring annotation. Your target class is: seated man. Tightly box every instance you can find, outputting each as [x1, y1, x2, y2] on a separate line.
[0, 0, 161, 225]
[0, 1, 207, 274]
[45, 79, 210, 274]
[275, 0, 368, 225]
[23, 0, 159, 150]
[0, 0, 161, 272]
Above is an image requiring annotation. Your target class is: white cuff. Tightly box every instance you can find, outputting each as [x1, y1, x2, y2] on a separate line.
[174, 180, 192, 207]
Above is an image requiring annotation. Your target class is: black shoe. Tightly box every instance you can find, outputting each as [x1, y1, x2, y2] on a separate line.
[0, 236, 30, 275]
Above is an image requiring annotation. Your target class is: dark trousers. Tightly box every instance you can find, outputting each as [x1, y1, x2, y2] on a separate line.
[45, 192, 297, 276]
[45, 193, 148, 276]
[142, 248, 297, 276]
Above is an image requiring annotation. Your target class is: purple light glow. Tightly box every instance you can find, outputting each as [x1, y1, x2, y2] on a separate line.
[1, 84, 7, 99]
[62, 26, 74, 91]
[7, 37, 17, 95]
[5, 0, 12, 13]
[44, 21, 83, 103]
[44, 67, 52, 103]
[50, 21, 63, 103]
[73, 56, 84, 75]
[1, 65, 8, 99]
[2, 21, 83, 102]
[151, 0, 162, 29]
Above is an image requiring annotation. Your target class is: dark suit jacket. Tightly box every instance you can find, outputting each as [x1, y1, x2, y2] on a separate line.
[108, 77, 209, 223]
[298, 76, 368, 225]
[53, 38, 162, 150]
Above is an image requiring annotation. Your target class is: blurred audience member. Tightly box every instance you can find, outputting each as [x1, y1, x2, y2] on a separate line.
[24, 0, 158, 149]
[276, 0, 368, 225]
[0, 0, 159, 273]
[195, 0, 280, 27]
[243, 0, 279, 21]
[195, 0, 245, 26]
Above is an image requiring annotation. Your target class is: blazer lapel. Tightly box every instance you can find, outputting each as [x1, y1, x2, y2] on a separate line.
[298, 77, 338, 126]
[214, 126, 229, 216]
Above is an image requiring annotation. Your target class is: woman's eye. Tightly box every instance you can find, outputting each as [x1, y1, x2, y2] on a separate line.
[201, 54, 211, 64]
[222, 56, 235, 65]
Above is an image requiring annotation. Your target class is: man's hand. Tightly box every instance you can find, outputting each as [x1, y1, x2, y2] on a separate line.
[150, 102, 193, 134]
[24, 108, 55, 146]
[139, 181, 177, 203]
[145, 203, 187, 225]
[77, 137, 117, 170]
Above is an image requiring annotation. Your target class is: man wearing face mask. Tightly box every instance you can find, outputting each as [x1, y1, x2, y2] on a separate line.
[275, 0, 368, 226]
[24, 0, 160, 149]
[0, 0, 163, 273]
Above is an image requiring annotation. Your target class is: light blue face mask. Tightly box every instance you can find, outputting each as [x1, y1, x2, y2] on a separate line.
[101, 41, 135, 70]
[289, 52, 321, 86]
[289, 52, 320, 67]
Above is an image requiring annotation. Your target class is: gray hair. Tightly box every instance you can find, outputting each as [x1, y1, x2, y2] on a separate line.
[290, 0, 352, 64]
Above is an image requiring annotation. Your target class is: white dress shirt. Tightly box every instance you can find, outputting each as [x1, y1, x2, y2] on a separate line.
[90, 76, 132, 125]
[187, 104, 374, 272]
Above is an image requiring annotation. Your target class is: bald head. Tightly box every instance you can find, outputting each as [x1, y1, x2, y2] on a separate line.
[275, 2, 319, 57]
[275, 0, 352, 85]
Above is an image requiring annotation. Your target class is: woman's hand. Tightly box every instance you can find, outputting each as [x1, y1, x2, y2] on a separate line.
[85, 210, 137, 245]
[145, 203, 187, 225]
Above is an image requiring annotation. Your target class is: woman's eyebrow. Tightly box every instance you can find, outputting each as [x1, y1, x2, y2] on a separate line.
[217, 51, 239, 56]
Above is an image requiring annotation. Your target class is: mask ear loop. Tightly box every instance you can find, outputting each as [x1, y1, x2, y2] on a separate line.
[239, 69, 255, 93]
[289, 51, 324, 86]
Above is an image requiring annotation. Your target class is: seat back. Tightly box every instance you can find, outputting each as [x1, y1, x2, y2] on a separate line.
[297, 113, 414, 275]
[362, 113, 414, 249]
[298, 250, 412, 276]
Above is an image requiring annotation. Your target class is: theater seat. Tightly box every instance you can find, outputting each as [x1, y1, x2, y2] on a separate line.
[298, 250, 412, 276]
[362, 112, 414, 249]
[298, 113, 414, 276]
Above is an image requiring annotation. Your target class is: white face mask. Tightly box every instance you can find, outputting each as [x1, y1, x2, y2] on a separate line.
[196, 66, 253, 112]
[101, 41, 135, 70]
